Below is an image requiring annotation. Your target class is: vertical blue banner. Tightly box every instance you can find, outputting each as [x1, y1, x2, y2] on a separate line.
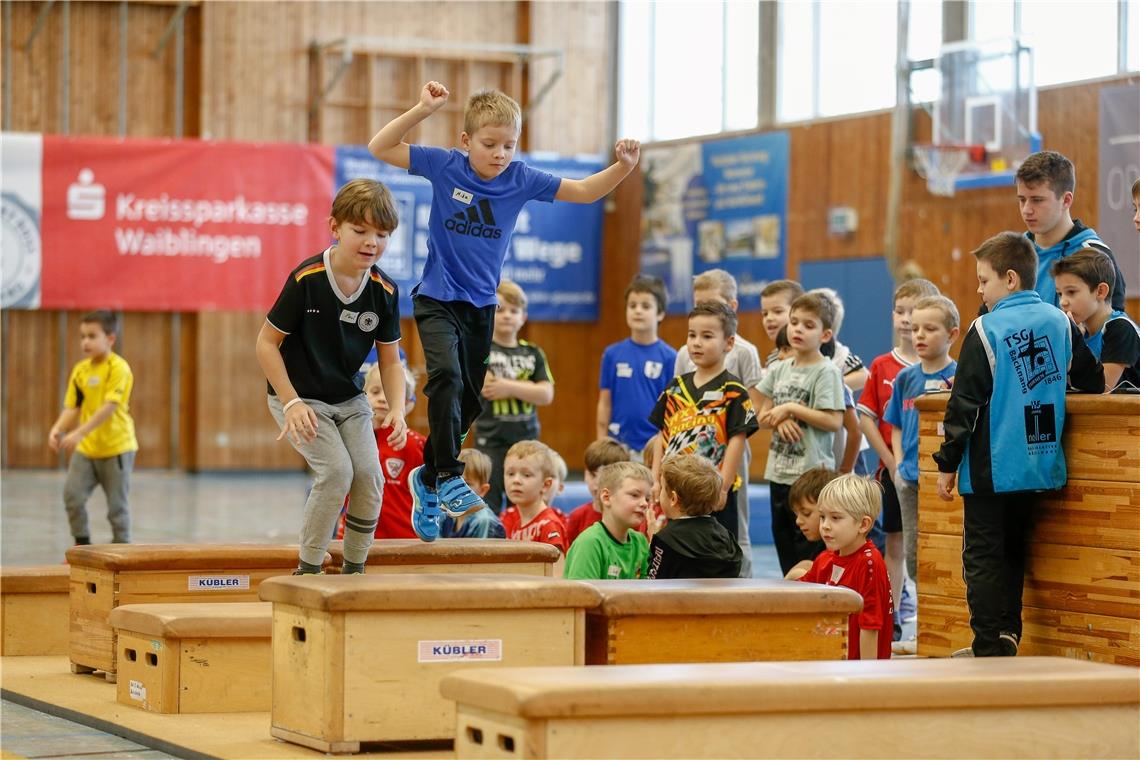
[334, 146, 604, 321]
[640, 131, 789, 313]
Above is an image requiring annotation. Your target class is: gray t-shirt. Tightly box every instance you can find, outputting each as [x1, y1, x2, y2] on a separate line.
[757, 357, 845, 484]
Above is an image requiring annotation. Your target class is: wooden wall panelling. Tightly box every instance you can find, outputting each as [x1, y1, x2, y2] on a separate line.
[6, 0, 68, 132]
[1, 310, 62, 468]
[117, 313, 173, 468]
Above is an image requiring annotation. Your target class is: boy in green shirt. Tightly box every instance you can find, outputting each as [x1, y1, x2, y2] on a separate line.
[563, 462, 653, 579]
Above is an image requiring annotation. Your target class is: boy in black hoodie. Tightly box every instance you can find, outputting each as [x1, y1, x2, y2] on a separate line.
[648, 454, 742, 579]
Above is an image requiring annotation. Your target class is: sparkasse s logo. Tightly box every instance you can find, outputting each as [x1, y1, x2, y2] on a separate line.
[444, 197, 502, 239]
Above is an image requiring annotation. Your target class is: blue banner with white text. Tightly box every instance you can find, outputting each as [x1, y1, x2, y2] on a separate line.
[334, 146, 604, 321]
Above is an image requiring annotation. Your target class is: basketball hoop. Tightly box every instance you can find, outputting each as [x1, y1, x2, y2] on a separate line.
[913, 144, 984, 197]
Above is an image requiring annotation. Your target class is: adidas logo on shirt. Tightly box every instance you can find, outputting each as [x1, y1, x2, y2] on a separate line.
[444, 197, 503, 239]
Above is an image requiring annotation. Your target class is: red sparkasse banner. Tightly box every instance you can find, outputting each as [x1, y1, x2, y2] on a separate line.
[40, 136, 335, 311]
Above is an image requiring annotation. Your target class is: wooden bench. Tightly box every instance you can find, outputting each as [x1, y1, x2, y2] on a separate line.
[583, 578, 862, 664]
[916, 394, 1140, 664]
[1, 565, 70, 655]
[324, 538, 560, 576]
[65, 544, 314, 681]
[258, 573, 602, 753]
[442, 657, 1140, 759]
[109, 602, 271, 713]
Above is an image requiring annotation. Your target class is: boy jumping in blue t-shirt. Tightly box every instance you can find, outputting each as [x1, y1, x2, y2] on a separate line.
[369, 81, 640, 540]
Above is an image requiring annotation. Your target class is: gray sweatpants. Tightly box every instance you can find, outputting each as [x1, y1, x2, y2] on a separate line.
[895, 475, 920, 581]
[736, 444, 753, 578]
[64, 450, 135, 543]
[269, 395, 383, 567]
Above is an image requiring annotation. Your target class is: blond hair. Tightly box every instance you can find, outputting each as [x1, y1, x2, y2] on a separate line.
[363, 363, 417, 404]
[913, 294, 960, 331]
[464, 89, 521, 136]
[894, 278, 939, 302]
[596, 461, 653, 497]
[497, 279, 528, 310]
[550, 450, 568, 483]
[505, 440, 556, 479]
[692, 268, 737, 303]
[818, 474, 881, 524]
[331, 179, 400, 231]
[660, 454, 723, 517]
[458, 448, 492, 485]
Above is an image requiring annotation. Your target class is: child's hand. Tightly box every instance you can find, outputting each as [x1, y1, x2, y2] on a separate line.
[937, 471, 957, 502]
[48, 429, 63, 453]
[481, 373, 510, 401]
[774, 418, 802, 443]
[645, 506, 666, 540]
[279, 401, 318, 445]
[420, 81, 449, 112]
[765, 403, 794, 426]
[60, 431, 83, 452]
[615, 139, 640, 167]
[714, 487, 729, 512]
[382, 412, 408, 451]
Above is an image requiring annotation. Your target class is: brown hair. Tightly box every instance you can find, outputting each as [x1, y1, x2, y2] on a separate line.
[660, 454, 723, 517]
[760, 279, 804, 301]
[688, 301, 737, 337]
[894, 278, 939, 302]
[1132, 177, 1140, 198]
[464, 89, 522, 136]
[596, 461, 653, 497]
[1052, 247, 1116, 294]
[1015, 150, 1075, 197]
[912, 294, 961, 331]
[692, 268, 738, 302]
[625, 274, 668, 315]
[331, 179, 400, 231]
[505, 440, 556, 479]
[497, 279, 528, 310]
[80, 310, 119, 336]
[789, 292, 837, 331]
[788, 467, 841, 511]
[972, 231, 1037, 292]
[458, 448, 492, 485]
[584, 438, 631, 473]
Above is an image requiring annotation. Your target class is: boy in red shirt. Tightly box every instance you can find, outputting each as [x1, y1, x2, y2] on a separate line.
[499, 440, 567, 565]
[798, 473, 893, 659]
[337, 364, 424, 541]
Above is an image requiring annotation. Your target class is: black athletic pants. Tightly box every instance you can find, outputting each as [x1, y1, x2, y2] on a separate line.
[770, 481, 825, 575]
[962, 490, 1036, 656]
[414, 295, 496, 483]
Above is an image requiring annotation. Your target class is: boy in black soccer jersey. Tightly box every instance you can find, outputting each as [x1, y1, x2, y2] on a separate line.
[255, 179, 408, 575]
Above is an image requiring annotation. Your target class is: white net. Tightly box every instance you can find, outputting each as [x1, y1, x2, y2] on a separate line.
[913, 145, 970, 197]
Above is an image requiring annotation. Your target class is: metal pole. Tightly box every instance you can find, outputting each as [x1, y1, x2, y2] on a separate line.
[757, 0, 778, 128]
[1118, 0, 1129, 74]
[119, 0, 127, 137]
[884, 0, 911, 280]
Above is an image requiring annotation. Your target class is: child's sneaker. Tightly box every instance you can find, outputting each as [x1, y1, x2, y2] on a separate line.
[999, 631, 1020, 656]
[950, 646, 975, 657]
[437, 474, 486, 518]
[898, 584, 917, 623]
[891, 637, 917, 655]
[410, 466, 442, 542]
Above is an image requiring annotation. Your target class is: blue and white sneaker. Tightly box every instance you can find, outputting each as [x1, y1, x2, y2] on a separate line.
[409, 466, 442, 542]
[437, 475, 486, 518]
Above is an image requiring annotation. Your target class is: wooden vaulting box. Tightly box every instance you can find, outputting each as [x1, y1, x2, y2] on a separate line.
[65, 544, 312, 680]
[442, 657, 1140, 759]
[0, 565, 71, 656]
[324, 539, 560, 576]
[110, 602, 272, 714]
[582, 578, 862, 664]
[915, 394, 1140, 664]
[258, 573, 602, 754]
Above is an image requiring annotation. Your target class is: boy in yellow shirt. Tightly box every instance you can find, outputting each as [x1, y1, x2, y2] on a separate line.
[49, 311, 138, 545]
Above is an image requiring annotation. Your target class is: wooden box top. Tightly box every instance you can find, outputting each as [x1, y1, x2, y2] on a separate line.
[916, 392, 1140, 416]
[109, 602, 271, 639]
[65, 544, 319, 571]
[583, 578, 863, 616]
[0, 564, 70, 593]
[325, 539, 560, 566]
[259, 573, 602, 612]
[441, 657, 1140, 718]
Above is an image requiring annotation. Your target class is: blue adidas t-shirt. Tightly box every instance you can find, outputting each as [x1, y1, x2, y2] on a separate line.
[884, 360, 957, 482]
[409, 145, 561, 307]
[599, 338, 677, 451]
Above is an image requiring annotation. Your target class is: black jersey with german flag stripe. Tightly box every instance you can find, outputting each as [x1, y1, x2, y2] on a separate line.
[266, 248, 401, 404]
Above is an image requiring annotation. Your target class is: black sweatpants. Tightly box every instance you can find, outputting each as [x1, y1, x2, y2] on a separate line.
[414, 295, 497, 484]
[962, 490, 1036, 656]
[770, 481, 825, 575]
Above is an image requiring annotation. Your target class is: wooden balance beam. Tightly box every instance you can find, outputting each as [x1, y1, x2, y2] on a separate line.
[583, 578, 862, 664]
[1, 565, 70, 656]
[258, 573, 602, 754]
[324, 538, 560, 576]
[442, 657, 1140, 759]
[65, 543, 317, 682]
[109, 602, 271, 714]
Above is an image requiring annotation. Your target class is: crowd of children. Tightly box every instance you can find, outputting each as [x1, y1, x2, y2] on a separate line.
[55, 71, 1138, 665]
